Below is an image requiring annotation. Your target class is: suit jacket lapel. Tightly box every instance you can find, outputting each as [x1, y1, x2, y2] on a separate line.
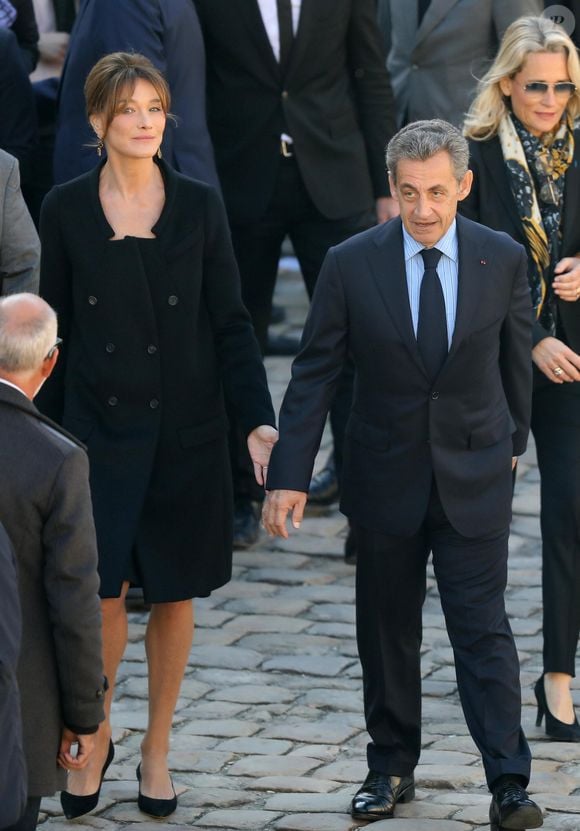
[238, 0, 281, 80]
[415, 0, 460, 49]
[284, 0, 313, 80]
[366, 218, 426, 374]
[447, 215, 487, 361]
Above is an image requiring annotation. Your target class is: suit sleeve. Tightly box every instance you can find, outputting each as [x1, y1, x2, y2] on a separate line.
[500, 245, 533, 457]
[42, 447, 105, 732]
[266, 247, 349, 492]
[0, 156, 40, 295]
[201, 186, 275, 434]
[37, 187, 72, 422]
[347, 0, 396, 199]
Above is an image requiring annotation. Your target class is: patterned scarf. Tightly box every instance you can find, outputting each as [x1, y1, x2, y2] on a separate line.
[498, 111, 574, 334]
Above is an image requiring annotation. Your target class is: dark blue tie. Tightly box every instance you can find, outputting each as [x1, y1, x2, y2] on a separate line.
[418, 248, 447, 381]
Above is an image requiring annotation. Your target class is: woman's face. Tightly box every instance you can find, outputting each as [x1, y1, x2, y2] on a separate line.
[93, 78, 166, 160]
[500, 50, 573, 137]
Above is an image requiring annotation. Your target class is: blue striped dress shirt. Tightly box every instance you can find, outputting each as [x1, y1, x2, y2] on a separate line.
[402, 220, 459, 348]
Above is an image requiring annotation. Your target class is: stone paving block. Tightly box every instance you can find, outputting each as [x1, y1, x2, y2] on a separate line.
[312, 759, 368, 782]
[269, 534, 345, 556]
[238, 633, 342, 655]
[528, 771, 577, 794]
[508, 617, 542, 636]
[169, 750, 235, 773]
[265, 792, 352, 812]
[369, 821, 471, 830]
[301, 688, 362, 712]
[214, 737, 293, 755]
[285, 586, 355, 604]
[263, 654, 352, 677]
[187, 644, 263, 670]
[177, 719, 260, 738]
[213, 580, 280, 599]
[178, 788, 259, 808]
[273, 814, 357, 831]
[177, 701, 248, 720]
[532, 793, 580, 812]
[194, 628, 242, 647]
[450, 804, 490, 824]
[245, 567, 336, 586]
[305, 604, 355, 624]
[223, 596, 313, 616]
[530, 742, 580, 763]
[196, 609, 237, 628]
[253, 776, 339, 792]
[187, 810, 283, 828]
[260, 715, 360, 744]
[306, 622, 356, 639]
[415, 765, 485, 788]
[419, 750, 479, 766]
[428, 737, 480, 755]
[287, 745, 342, 762]
[234, 551, 310, 569]
[209, 684, 297, 704]
[422, 680, 458, 697]
[539, 816, 580, 830]
[228, 755, 321, 777]
[395, 802, 456, 820]
[223, 615, 310, 634]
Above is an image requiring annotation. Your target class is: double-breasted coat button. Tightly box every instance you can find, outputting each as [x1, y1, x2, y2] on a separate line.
[149, 398, 159, 409]
[88, 295, 98, 305]
[105, 343, 115, 353]
[431, 391, 440, 400]
[147, 344, 157, 354]
[168, 295, 178, 306]
[107, 395, 118, 407]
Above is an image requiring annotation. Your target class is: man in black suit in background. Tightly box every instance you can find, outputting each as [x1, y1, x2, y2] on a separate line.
[194, 0, 397, 547]
[263, 120, 543, 829]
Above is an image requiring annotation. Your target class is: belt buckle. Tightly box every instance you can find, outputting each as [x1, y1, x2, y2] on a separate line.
[281, 138, 294, 158]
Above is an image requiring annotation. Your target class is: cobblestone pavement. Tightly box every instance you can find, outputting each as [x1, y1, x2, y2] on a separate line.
[39, 263, 580, 830]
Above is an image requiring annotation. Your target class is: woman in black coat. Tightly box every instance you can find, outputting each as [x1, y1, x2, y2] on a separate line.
[38, 52, 277, 818]
[461, 16, 580, 741]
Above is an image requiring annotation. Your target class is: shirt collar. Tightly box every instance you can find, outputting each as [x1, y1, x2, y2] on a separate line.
[402, 218, 458, 264]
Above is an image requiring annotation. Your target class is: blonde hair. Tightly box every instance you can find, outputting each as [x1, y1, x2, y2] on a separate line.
[84, 52, 172, 139]
[463, 16, 580, 141]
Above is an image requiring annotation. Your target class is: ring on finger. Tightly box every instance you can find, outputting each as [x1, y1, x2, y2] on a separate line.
[553, 366, 564, 376]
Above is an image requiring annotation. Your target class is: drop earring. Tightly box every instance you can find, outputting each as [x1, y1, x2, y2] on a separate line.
[96, 139, 104, 157]
[157, 147, 162, 159]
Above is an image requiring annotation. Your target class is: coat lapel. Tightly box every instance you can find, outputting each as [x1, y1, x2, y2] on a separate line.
[414, 0, 461, 49]
[366, 218, 426, 374]
[562, 142, 580, 253]
[477, 138, 523, 233]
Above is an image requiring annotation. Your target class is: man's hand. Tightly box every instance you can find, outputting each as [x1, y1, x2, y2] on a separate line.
[57, 728, 95, 771]
[532, 336, 580, 383]
[376, 196, 399, 224]
[247, 425, 278, 485]
[262, 489, 307, 538]
[553, 256, 580, 302]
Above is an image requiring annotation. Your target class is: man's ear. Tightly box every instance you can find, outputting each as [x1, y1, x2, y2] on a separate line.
[41, 350, 59, 380]
[457, 169, 473, 202]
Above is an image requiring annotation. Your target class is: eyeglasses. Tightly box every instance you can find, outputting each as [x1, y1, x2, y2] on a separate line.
[513, 80, 576, 98]
[45, 337, 63, 360]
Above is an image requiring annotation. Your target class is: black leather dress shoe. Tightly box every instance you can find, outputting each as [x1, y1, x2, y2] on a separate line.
[351, 770, 415, 821]
[233, 501, 259, 549]
[489, 782, 543, 830]
[308, 457, 339, 505]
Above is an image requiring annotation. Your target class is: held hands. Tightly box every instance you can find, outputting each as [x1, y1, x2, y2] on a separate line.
[247, 425, 278, 486]
[553, 256, 580, 302]
[262, 490, 307, 538]
[376, 196, 399, 224]
[532, 336, 580, 383]
[57, 728, 95, 771]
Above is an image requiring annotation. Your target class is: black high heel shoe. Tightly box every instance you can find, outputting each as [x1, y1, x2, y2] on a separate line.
[60, 739, 114, 819]
[535, 675, 580, 742]
[136, 762, 177, 818]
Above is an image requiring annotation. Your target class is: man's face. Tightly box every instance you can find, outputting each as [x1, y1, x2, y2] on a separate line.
[389, 151, 473, 248]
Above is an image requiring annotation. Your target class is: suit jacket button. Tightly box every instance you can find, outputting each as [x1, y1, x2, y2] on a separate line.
[281, 90, 289, 100]
[431, 391, 440, 400]
[105, 342, 115, 353]
[168, 295, 178, 306]
[88, 295, 98, 305]
[108, 395, 118, 407]
[149, 398, 159, 409]
[147, 344, 157, 354]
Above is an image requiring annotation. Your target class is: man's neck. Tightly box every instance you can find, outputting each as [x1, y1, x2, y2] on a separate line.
[0, 376, 33, 400]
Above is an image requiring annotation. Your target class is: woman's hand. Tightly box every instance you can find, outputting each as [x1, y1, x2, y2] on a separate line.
[247, 425, 278, 485]
[532, 336, 580, 383]
[553, 256, 580, 302]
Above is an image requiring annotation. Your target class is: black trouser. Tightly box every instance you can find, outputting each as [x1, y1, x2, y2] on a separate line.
[354, 480, 531, 788]
[4, 798, 41, 831]
[229, 154, 372, 502]
[532, 381, 580, 676]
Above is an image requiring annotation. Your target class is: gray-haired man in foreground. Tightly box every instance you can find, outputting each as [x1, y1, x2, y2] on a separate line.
[0, 294, 105, 831]
[263, 120, 542, 829]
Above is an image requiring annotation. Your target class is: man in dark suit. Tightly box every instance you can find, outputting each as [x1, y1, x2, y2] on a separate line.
[0, 28, 37, 177]
[53, 0, 219, 188]
[263, 120, 543, 829]
[0, 293, 106, 831]
[194, 0, 397, 545]
[0, 522, 26, 831]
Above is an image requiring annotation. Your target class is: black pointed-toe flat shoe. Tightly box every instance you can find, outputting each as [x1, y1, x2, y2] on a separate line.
[535, 675, 580, 742]
[60, 739, 114, 820]
[351, 770, 415, 821]
[489, 781, 543, 830]
[136, 763, 177, 818]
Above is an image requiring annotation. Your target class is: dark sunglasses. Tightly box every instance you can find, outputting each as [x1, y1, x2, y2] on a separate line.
[45, 336, 63, 360]
[516, 80, 576, 97]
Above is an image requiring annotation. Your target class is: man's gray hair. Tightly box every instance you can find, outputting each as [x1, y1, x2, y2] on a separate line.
[387, 119, 469, 183]
[0, 294, 58, 373]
